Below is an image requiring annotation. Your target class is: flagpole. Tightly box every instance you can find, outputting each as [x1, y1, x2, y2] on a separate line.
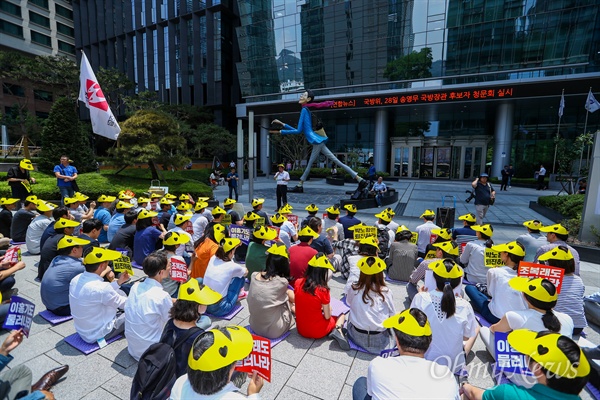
[552, 88, 564, 174]
[579, 87, 591, 176]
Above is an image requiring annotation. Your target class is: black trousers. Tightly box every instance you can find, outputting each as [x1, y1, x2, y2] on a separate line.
[276, 185, 288, 209]
[537, 175, 546, 190]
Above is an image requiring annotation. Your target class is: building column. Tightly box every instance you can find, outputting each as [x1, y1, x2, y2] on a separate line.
[491, 103, 514, 179]
[260, 117, 270, 175]
[374, 109, 388, 173]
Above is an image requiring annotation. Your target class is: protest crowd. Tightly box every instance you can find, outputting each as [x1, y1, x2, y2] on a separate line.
[0, 176, 598, 400]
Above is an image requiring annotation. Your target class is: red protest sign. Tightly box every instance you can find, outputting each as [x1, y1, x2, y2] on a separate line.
[429, 234, 438, 244]
[4, 246, 21, 265]
[235, 334, 271, 382]
[518, 261, 565, 294]
[170, 257, 189, 282]
[185, 224, 194, 234]
[287, 214, 298, 226]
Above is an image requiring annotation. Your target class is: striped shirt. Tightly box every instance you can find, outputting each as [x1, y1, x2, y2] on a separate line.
[554, 274, 587, 329]
[534, 241, 580, 275]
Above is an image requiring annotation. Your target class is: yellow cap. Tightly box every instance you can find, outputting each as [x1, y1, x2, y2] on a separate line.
[305, 204, 319, 213]
[279, 205, 293, 214]
[243, 211, 260, 221]
[0, 198, 19, 206]
[118, 191, 133, 200]
[523, 220, 544, 230]
[395, 225, 411, 233]
[383, 309, 432, 337]
[374, 211, 392, 222]
[343, 204, 357, 213]
[57, 235, 90, 250]
[266, 242, 289, 259]
[62, 197, 78, 206]
[54, 218, 80, 229]
[116, 200, 134, 210]
[222, 238, 241, 253]
[150, 193, 162, 199]
[325, 205, 340, 215]
[188, 326, 253, 372]
[164, 193, 177, 200]
[348, 223, 365, 231]
[197, 197, 210, 202]
[98, 195, 116, 203]
[75, 192, 89, 201]
[540, 224, 569, 236]
[459, 213, 476, 223]
[431, 228, 452, 241]
[508, 330, 590, 379]
[509, 277, 558, 303]
[384, 207, 395, 216]
[308, 253, 335, 271]
[174, 213, 192, 226]
[159, 198, 175, 206]
[36, 201, 56, 213]
[26, 195, 38, 203]
[270, 213, 287, 224]
[194, 201, 209, 211]
[251, 198, 265, 207]
[357, 256, 386, 275]
[428, 259, 463, 279]
[179, 194, 190, 201]
[20, 159, 34, 170]
[253, 226, 277, 241]
[298, 226, 319, 238]
[359, 237, 380, 250]
[211, 206, 226, 216]
[223, 198, 236, 206]
[432, 241, 459, 256]
[472, 224, 494, 237]
[163, 231, 190, 246]
[137, 197, 150, 204]
[84, 247, 124, 264]
[539, 247, 573, 261]
[176, 203, 192, 211]
[491, 241, 525, 257]
[420, 209, 435, 218]
[213, 224, 226, 244]
[137, 209, 158, 219]
[178, 279, 222, 305]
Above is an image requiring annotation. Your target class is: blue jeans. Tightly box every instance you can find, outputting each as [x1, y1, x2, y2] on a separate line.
[206, 277, 245, 317]
[59, 186, 74, 204]
[352, 377, 372, 400]
[464, 285, 500, 324]
[228, 186, 238, 201]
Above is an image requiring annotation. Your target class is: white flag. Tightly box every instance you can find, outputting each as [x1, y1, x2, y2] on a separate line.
[78, 52, 121, 140]
[558, 92, 564, 118]
[585, 89, 600, 113]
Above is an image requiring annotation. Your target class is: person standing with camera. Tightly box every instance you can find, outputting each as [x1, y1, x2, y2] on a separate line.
[471, 173, 495, 225]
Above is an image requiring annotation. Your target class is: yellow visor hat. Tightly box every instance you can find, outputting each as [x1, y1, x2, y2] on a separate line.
[188, 326, 253, 371]
[491, 241, 525, 257]
[383, 309, 432, 337]
[428, 259, 463, 279]
[357, 256, 386, 275]
[178, 279, 222, 305]
[509, 277, 558, 303]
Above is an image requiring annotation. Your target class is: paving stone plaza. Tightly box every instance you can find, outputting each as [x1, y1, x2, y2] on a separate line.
[5, 177, 599, 399]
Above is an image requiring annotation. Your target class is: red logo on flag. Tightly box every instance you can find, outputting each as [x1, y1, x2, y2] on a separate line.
[85, 79, 109, 111]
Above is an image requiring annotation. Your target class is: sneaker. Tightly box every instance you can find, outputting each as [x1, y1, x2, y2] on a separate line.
[238, 289, 248, 300]
[329, 327, 350, 351]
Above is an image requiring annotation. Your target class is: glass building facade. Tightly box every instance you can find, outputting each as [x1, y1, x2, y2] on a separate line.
[237, 0, 600, 179]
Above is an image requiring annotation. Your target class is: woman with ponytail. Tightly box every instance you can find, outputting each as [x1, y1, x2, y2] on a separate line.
[410, 258, 478, 374]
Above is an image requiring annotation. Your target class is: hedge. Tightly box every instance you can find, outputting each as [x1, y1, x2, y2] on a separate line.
[538, 194, 584, 219]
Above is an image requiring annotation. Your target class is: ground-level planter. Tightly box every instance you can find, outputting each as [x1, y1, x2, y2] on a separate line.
[570, 244, 600, 263]
[528, 201, 565, 223]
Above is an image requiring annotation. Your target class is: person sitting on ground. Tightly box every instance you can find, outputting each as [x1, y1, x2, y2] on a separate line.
[344, 238, 380, 295]
[64, 196, 94, 236]
[158, 198, 175, 228]
[295, 253, 349, 349]
[10, 196, 38, 243]
[161, 232, 190, 297]
[382, 208, 399, 233]
[125, 251, 174, 360]
[373, 211, 395, 259]
[25, 201, 55, 255]
[39, 206, 70, 252]
[452, 212, 477, 239]
[462, 330, 590, 400]
[323, 206, 345, 241]
[41, 235, 89, 316]
[204, 238, 248, 317]
[301, 203, 319, 229]
[134, 197, 150, 212]
[423, 228, 453, 259]
[0, 329, 69, 400]
[407, 241, 459, 301]
[535, 223, 580, 275]
[584, 291, 600, 328]
[289, 226, 319, 283]
[107, 201, 134, 242]
[464, 241, 527, 325]
[169, 326, 264, 399]
[93, 195, 116, 244]
[339, 204, 361, 239]
[333, 224, 361, 279]
[191, 201, 209, 242]
[352, 308, 459, 400]
[133, 209, 166, 266]
[223, 198, 242, 226]
[387, 225, 418, 282]
[160, 279, 222, 379]
[411, 259, 478, 375]
[167, 202, 192, 231]
[37, 218, 79, 282]
[459, 224, 493, 285]
[197, 197, 213, 223]
[415, 209, 440, 259]
[69, 247, 130, 344]
[234, 211, 259, 262]
[190, 222, 227, 279]
[0, 198, 19, 243]
[270, 213, 291, 248]
[0, 249, 25, 302]
[514, 220, 547, 262]
[245, 226, 278, 276]
[108, 209, 138, 257]
[251, 198, 271, 226]
[78, 219, 102, 253]
[167, 214, 194, 264]
[277, 204, 298, 242]
[538, 246, 586, 336]
[308, 217, 342, 271]
[248, 243, 295, 339]
[346, 256, 396, 355]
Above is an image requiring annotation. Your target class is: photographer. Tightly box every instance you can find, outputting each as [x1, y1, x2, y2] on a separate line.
[370, 176, 387, 207]
[471, 173, 495, 225]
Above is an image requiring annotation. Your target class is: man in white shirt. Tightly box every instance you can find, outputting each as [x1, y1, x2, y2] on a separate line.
[415, 209, 440, 258]
[191, 201, 209, 242]
[168, 214, 194, 262]
[125, 251, 173, 360]
[352, 308, 459, 400]
[274, 164, 290, 211]
[26, 201, 55, 255]
[516, 220, 547, 262]
[69, 247, 130, 343]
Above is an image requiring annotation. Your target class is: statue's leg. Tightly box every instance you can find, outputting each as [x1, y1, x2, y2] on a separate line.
[299, 143, 324, 184]
[321, 145, 363, 182]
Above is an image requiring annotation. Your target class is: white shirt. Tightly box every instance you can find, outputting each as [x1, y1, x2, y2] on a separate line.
[367, 356, 460, 400]
[280, 220, 297, 239]
[25, 215, 52, 254]
[374, 222, 395, 251]
[411, 291, 477, 374]
[69, 272, 128, 343]
[169, 378, 257, 400]
[459, 240, 487, 285]
[343, 255, 363, 295]
[415, 221, 440, 253]
[278, 229, 291, 249]
[347, 286, 396, 332]
[125, 278, 173, 360]
[202, 209, 214, 222]
[487, 266, 528, 318]
[387, 220, 399, 234]
[516, 232, 547, 262]
[539, 166, 546, 176]
[323, 219, 344, 241]
[275, 170, 290, 185]
[192, 215, 209, 242]
[505, 308, 574, 338]
[168, 226, 193, 257]
[204, 256, 246, 296]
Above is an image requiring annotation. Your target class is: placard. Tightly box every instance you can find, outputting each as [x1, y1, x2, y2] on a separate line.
[170, 257, 188, 282]
[286, 214, 298, 226]
[518, 261, 565, 294]
[2, 296, 35, 337]
[380, 348, 400, 358]
[485, 248, 504, 268]
[124, 189, 135, 198]
[494, 331, 532, 375]
[424, 250, 437, 259]
[352, 226, 377, 240]
[222, 214, 232, 226]
[21, 180, 32, 193]
[409, 232, 418, 245]
[236, 334, 271, 382]
[113, 255, 134, 276]
[185, 224, 194, 234]
[429, 234, 438, 244]
[255, 217, 265, 227]
[229, 225, 252, 245]
[4, 246, 21, 265]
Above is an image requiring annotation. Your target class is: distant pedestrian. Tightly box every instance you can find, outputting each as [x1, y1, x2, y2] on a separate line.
[366, 163, 376, 183]
[536, 164, 547, 190]
[6, 159, 36, 209]
[274, 164, 290, 210]
[54, 155, 78, 204]
[471, 173, 496, 225]
[226, 167, 239, 201]
[500, 165, 510, 191]
[507, 164, 515, 188]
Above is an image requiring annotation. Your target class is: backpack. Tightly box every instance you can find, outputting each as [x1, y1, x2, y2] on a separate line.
[130, 327, 201, 400]
[376, 226, 391, 259]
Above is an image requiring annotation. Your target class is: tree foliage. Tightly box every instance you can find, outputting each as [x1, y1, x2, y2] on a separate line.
[187, 124, 237, 159]
[383, 47, 433, 82]
[39, 97, 96, 173]
[96, 66, 135, 112]
[269, 133, 311, 166]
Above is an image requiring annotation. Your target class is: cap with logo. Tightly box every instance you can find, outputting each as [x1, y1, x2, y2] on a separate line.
[178, 279, 222, 305]
[523, 220, 544, 230]
[343, 204, 357, 213]
[116, 200, 134, 210]
[54, 218, 80, 229]
[428, 259, 463, 279]
[164, 231, 191, 246]
[270, 213, 287, 224]
[374, 211, 392, 222]
[0, 198, 19, 206]
[194, 201, 209, 211]
[251, 198, 265, 208]
[472, 224, 494, 237]
[432, 241, 459, 256]
[211, 206, 226, 216]
[430, 228, 452, 241]
[298, 226, 319, 238]
[84, 247, 124, 264]
[63, 197, 80, 206]
[213, 224, 227, 244]
[383, 309, 432, 336]
[36, 201, 56, 213]
[420, 209, 435, 218]
[223, 198, 236, 206]
[325, 206, 340, 215]
[305, 204, 319, 213]
[20, 159, 34, 171]
[357, 256, 386, 275]
[243, 212, 260, 222]
[266, 243, 289, 259]
[491, 241, 525, 257]
[509, 277, 558, 303]
[458, 213, 476, 223]
[98, 195, 117, 203]
[538, 247, 573, 261]
[174, 213, 192, 226]
[137, 209, 158, 220]
[188, 326, 253, 371]
[57, 235, 90, 250]
[253, 226, 277, 241]
[308, 253, 335, 271]
[539, 223, 569, 236]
